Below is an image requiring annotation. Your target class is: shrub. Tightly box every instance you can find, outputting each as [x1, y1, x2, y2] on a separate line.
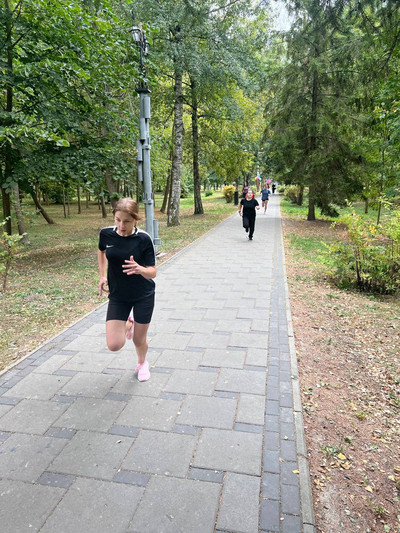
[205, 189, 213, 197]
[322, 211, 400, 294]
[222, 185, 236, 203]
[284, 185, 302, 204]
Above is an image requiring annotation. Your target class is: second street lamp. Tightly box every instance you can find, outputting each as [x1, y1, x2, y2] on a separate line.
[129, 26, 161, 251]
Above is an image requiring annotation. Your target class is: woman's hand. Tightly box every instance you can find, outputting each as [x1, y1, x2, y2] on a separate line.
[98, 277, 109, 296]
[122, 255, 143, 276]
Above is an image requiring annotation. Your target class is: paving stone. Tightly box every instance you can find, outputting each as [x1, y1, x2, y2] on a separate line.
[194, 428, 263, 476]
[178, 320, 216, 334]
[234, 422, 264, 434]
[54, 397, 125, 431]
[40, 477, 143, 533]
[260, 498, 280, 532]
[201, 348, 246, 369]
[216, 368, 266, 395]
[45, 427, 77, 439]
[281, 439, 297, 461]
[149, 332, 191, 350]
[281, 483, 301, 515]
[188, 467, 224, 483]
[0, 431, 11, 443]
[264, 431, 280, 451]
[122, 430, 198, 477]
[155, 349, 202, 369]
[264, 450, 280, 474]
[215, 319, 251, 333]
[114, 470, 150, 486]
[32, 354, 75, 375]
[177, 395, 237, 429]
[281, 462, 300, 487]
[58, 372, 118, 398]
[164, 369, 217, 396]
[188, 332, 230, 350]
[108, 425, 140, 438]
[229, 332, 268, 350]
[60, 351, 114, 372]
[61, 336, 107, 352]
[48, 430, 132, 480]
[160, 391, 185, 401]
[263, 472, 280, 500]
[217, 472, 260, 533]
[128, 476, 220, 533]
[282, 513, 302, 532]
[0, 399, 69, 434]
[171, 424, 201, 435]
[0, 479, 65, 532]
[0, 404, 12, 418]
[2, 373, 70, 400]
[105, 392, 131, 402]
[246, 347, 269, 367]
[116, 397, 180, 431]
[112, 370, 170, 397]
[37, 471, 75, 489]
[0, 433, 67, 482]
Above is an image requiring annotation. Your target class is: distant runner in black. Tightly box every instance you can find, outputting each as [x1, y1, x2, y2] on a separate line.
[238, 188, 260, 240]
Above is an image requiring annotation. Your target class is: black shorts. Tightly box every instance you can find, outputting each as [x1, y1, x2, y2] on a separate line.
[106, 294, 155, 324]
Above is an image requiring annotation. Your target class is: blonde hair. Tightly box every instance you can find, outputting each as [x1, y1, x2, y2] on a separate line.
[113, 198, 141, 222]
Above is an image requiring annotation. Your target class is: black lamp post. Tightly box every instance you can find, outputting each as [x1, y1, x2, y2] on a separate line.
[129, 26, 161, 250]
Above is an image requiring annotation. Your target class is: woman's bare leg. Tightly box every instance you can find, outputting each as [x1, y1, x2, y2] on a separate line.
[133, 322, 150, 365]
[105, 320, 126, 352]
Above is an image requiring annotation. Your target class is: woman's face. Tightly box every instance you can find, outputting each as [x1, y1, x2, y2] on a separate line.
[114, 210, 135, 236]
[246, 190, 253, 199]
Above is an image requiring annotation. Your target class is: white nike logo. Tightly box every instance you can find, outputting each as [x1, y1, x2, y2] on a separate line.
[106, 245, 114, 248]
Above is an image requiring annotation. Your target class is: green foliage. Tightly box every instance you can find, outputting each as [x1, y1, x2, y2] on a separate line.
[284, 185, 302, 205]
[322, 211, 400, 294]
[222, 185, 236, 203]
[204, 189, 213, 197]
[0, 219, 25, 292]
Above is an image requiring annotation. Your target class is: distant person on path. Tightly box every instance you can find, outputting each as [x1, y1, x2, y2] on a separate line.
[97, 197, 156, 382]
[241, 184, 249, 199]
[239, 188, 260, 240]
[272, 182, 276, 194]
[261, 183, 271, 213]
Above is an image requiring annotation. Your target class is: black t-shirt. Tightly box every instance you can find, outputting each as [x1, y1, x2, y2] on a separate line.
[240, 198, 259, 218]
[98, 226, 155, 302]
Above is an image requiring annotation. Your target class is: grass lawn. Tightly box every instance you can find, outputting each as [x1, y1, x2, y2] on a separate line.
[1, 191, 236, 370]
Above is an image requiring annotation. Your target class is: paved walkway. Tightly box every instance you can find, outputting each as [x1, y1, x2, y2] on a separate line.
[0, 194, 315, 533]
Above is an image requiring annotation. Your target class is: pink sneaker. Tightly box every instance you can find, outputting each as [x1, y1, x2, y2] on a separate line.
[126, 316, 134, 340]
[137, 361, 150, 382]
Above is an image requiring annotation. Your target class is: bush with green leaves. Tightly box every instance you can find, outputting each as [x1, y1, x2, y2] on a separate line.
[205, 189, 213, 197]
[0, 220, 25, 292]
[222, 185, 236, 203]
[322, 211, 400, 294]
[284, 185, 302, 204]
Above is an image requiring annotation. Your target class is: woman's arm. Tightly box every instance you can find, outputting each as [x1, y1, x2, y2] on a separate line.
[97, 249, 109, 296]
[122, 256, 157, 279]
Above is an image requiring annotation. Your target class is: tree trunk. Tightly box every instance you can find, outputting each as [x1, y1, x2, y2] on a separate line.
[105, 168, 117, 207]
[168, 67, 184, 227]
[190, 77, 204, 215]
[12, 183, 29, 243]
[307, 68, 318, 222]
[297, 185, 304, 206]
[77, 185, 81, 214]
[161, 148, 173, 214]
[30, 190, 55, 224]
[307, 187, 316, 221]
[100, 195, 107, 218]
[1, 187, 12, 234]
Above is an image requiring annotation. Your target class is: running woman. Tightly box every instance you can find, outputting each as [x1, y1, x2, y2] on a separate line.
[238, 188, 260, 240]
[98, 197, 156, 381]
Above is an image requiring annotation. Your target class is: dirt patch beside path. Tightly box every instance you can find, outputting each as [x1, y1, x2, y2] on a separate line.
[282, 216, 400, 533]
